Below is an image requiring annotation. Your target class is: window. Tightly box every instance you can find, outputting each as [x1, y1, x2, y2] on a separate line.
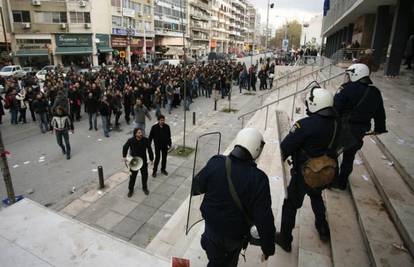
[131, 2, 141, 13]
[122, 17, 135, 28]
[112, 16, 122, 27]
[111, 0, 121, 7]
[12, 10, 31, 23]
[69, 12, 91, 23]
[143, 5, 151, 15]
[144, 21, 152, 31]
[35, 12, 67, 23]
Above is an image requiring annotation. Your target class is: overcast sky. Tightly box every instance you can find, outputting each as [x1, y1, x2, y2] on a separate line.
[255, 0, 325, 29]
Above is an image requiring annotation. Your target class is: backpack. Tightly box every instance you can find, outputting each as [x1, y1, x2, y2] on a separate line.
[337, 86, 371, 153]
[301, 120, 338, 188]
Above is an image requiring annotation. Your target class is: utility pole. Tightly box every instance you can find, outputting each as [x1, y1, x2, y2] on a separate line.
[0, 130, 16, 204]
[180, 0, 187, 149]
[265, 1, 274, 59]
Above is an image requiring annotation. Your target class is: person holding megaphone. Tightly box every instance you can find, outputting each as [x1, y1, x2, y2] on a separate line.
[123, 128, 154, 197]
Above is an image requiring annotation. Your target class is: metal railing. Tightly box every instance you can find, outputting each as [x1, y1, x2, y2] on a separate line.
[239, 69, 345, 129]
[259, 62, 333, 105]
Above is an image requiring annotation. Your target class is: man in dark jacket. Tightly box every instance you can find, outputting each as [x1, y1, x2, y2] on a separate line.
[85, 92, 99, 131]
[149, 115, 172, 177]
[333, 63, 387, 190]
[122, 128, 154, 196]
[32, 92, 49, 133]
[276, 87, 338, 252]
[99, 95, 111, 137]
[193, 128, 275, 266]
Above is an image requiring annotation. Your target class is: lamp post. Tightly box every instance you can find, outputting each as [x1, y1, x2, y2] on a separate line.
[265, 1, 275, 59]
[126, 26, 133, 69]
[179, 0, 187, 149]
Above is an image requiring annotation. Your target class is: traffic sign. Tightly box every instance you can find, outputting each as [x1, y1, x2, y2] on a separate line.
[119, 51, 126, 58]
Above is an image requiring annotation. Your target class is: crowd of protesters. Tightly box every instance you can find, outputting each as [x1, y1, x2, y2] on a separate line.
[0, 57, 277, 137]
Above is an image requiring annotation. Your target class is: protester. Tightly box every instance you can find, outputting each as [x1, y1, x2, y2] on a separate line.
[149, 114, 172, 177]
[51, 106, 73, 160]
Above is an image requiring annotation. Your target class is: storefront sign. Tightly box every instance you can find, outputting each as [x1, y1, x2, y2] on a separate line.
[112, 28, 140, 37]
[96, 34, 110, 48]
[111, 36, 128, 47]
[56, 34, 92, 47]
[18, 43, 50, 50]
[131, 38, 143, 47]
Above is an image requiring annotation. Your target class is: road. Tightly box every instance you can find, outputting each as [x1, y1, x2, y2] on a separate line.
[0, 55, 267, 208]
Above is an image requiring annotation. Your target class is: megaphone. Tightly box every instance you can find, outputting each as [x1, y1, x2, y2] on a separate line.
[125, 156, 143, 171]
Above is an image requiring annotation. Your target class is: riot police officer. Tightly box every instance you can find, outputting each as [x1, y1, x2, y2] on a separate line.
[276, 87, 338, 252]
[333, 63, 387, 190]
[192, 128, 276, 266]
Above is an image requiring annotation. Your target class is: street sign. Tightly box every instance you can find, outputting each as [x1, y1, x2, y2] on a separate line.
[119, 51, 126, 58]
[282, 38, 289, 52]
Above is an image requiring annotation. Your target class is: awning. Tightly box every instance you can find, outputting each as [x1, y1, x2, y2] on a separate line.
[98, 47, 113, 53]
[15, 50, 49, 57]
[165, 47, 184, 56]
[55, 47, 93, 55]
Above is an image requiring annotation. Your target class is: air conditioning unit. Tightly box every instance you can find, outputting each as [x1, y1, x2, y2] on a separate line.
[23, 23, 31, 29]
[84, 23, 91, 29]
[79, 1, 86, 7]
[60, 23, 67, 29]
[32, 0, 41, 6]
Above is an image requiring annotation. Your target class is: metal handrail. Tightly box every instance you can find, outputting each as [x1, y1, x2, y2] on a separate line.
[271, 56, 321, 84]
[258, 63, 333, 105]
[239, 70, 345, 129]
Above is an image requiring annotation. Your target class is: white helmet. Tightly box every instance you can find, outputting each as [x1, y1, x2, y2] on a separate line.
[346, 63, 370, 82]
[306, 87, 334, 113]
[234, 128, 265, 160]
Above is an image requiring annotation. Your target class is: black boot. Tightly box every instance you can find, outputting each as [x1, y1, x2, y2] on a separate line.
[315, 221, 330, 242]
[275, 232, 292, 252]
[127, 189, 133, 198]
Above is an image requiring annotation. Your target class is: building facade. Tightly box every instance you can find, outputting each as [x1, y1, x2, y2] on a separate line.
[323, 0, 414, 76]
[5, 0, 257, 67]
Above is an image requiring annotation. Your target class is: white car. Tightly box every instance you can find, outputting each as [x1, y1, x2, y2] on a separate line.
[158, 59, 181, 66]
[36, 65, 67, 81]
[0, 65, 25, 77]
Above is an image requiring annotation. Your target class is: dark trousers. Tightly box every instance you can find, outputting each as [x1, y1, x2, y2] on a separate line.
[129, 164, 148, 191]
[280, 169, 327, 244]
[154, 146, 168, 173]
[18, 108, 27, 123]
[124, 106, 131, 124]
[201, 225, 243, 267]
[56, 130, 71, 156]
[114, 111, 121, 127]
[336, 140, 363, 188]
[29, 102, 36, 121]
[88, 112, 97, 129]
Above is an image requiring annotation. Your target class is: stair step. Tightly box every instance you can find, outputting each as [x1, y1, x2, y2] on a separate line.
[349, 153, 414, 266]
[360, 135, 414, 258]
[297, 197, 332, 267]
[325, 189, 371, 267]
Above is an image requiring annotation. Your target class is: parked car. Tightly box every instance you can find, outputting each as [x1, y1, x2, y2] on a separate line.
[36, 65, 67, 81]
[22, 67, 37, 75]
[0, 65, 25, 77]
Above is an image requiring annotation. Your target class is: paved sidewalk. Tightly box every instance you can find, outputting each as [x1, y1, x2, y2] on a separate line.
[59, 87, 262, 248]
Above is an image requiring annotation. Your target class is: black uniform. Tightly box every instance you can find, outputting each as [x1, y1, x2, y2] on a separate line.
[193, 152, 276, 266]
[279, 109, 338, 247]
[148, 123, 172, 174]
[122, 136, 154, 192]
[333, 80, 386, 189]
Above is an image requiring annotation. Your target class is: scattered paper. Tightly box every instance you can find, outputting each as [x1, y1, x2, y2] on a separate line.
[397, 139, 405, 145]
[97, 190, 103, 195]
[392, 243, 408, 252]
[92, 169, 98, 172]
[97, 139, 103, 142]
[87, 135, 91, 138]
[389, 107, 396, 111]
[71, 186, 76, 193]
[39, 156, 45, 160]
[362, 174, 369, 181]
[381, 155, 387, 160]
[12, 164, 19, 168]
[354, 159, 363, 165]
[26, 188, 34, 195]
[270, 176, 282, 181]
[38, 159, 45, 163]
[387, 161, 394, 166]
[23, 161, 30, 165]
[164, 213, 172, 218]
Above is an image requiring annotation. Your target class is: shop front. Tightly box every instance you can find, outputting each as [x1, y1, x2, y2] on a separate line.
[130, 38, 154, 63]
[111, 36, 128, 64]
[55, 34, 93, 67]
[14, 38, 52, 68]
[96, 34, 113, 65]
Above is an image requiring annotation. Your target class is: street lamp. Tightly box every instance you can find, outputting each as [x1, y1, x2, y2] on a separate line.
[126, 26, 134, 69]
[265, 1, 275, 59]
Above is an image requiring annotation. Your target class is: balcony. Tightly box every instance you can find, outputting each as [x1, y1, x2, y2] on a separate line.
[190, 0, 209, 11]
[190, 34, 209, 41]
[191, 12, 209, 21]
[322, 0, 358, 34]
[191, 24, 209, 33]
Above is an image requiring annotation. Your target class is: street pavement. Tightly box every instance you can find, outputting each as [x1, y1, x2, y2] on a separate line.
[0, 54, 269, 208]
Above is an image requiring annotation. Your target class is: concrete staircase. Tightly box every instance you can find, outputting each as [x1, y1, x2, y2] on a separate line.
[147, 64, 414, 267]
